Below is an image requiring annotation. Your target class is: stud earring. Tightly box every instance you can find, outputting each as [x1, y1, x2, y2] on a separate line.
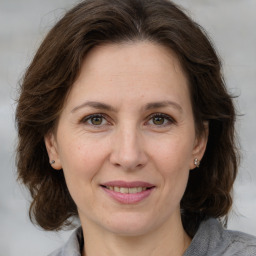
[50, 160, 55, 165]
[194, 158, 200, 168]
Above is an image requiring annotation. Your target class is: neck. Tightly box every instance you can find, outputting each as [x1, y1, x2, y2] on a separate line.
[81, 215, 191, 256]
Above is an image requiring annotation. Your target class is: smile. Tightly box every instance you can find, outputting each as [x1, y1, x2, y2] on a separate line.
[101, 181, 155, 204]
[105, 186, 147, 194]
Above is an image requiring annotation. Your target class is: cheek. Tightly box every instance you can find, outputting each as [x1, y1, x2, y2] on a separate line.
[158, 151, 190, 210]
[151, 135, 193, 195]
[59, 133, 107, 170]
[153, 136, 194, 171]
[58, 139, 108, 207]
[57, 137, 108, 199]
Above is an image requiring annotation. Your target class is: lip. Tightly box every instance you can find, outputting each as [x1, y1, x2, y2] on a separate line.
[100, 180, 155, 204]
[101, 180, 155, 188]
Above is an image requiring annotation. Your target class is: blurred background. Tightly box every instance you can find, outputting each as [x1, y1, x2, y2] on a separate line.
[0, 0, 255, 255]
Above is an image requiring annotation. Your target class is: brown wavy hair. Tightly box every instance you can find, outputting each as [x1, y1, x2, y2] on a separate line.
[16, 0, 238, 236]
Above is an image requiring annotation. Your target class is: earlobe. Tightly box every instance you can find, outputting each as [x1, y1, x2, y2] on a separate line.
[190, 122, 209, 170]
[44, 132, 62, 170]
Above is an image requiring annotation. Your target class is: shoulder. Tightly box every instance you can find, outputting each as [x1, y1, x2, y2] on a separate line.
[184, 218, 256, 256]
[222, 226, 256, 255]
[47, 227, 83, 256]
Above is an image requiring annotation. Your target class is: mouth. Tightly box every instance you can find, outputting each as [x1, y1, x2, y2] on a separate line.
[101, 185, 153, 194]
[100, 181, 155, 204]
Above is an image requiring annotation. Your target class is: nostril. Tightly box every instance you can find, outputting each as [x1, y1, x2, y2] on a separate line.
[109, 143, 148, 170]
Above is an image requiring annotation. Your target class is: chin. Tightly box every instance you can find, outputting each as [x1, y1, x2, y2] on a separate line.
[99, 212, 159, 237]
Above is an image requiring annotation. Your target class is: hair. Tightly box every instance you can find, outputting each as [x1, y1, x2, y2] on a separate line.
[16, 0, 238, 237]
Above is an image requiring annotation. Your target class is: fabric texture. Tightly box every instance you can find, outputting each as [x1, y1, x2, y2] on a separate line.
[48, 227, 83, 256]
[48, 218, 256, 256]
[183, 218, 256, 256]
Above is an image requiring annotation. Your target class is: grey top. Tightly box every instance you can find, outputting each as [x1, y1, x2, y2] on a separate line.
[48, 218, 256, 256]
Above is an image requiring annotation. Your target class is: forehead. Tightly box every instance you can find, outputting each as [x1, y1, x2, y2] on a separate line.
[64, 42, 191, 113]
[82, 41, 185, 79]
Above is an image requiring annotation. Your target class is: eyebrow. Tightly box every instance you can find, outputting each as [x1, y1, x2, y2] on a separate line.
[143, 101, 183, 112]
[71, 100, 182, 113]
[71, 101, 116, 113]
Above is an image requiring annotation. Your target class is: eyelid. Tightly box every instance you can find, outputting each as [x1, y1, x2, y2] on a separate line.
[146, 112, 176, 126]
[79, 112, 176, 128]
[80, 113, 110, 126]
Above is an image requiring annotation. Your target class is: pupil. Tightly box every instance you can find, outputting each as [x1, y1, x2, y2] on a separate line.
[92, 117, 102, 125]
[153, 116, 164, 125]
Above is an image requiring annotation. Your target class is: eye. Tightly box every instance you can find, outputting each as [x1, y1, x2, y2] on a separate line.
[81, 114, 108, 126]
[147, 113, 175, 127]
[152, 115, 165, 125]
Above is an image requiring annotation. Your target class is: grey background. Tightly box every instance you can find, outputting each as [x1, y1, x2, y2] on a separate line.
[0, 0, 255, 255]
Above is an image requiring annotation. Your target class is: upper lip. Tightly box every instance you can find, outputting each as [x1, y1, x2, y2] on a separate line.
[101, 180, 155, 188]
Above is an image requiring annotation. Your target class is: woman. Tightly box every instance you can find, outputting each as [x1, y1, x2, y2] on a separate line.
[16, 0, 256, 255]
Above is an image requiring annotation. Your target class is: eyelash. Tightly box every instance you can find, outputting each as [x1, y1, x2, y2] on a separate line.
[147, 113, 176, 127]
[80, 113, 176, 128]
[81, 114, 109, 127]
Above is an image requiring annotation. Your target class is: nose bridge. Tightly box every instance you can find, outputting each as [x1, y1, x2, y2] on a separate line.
[110, 121, 147, 170]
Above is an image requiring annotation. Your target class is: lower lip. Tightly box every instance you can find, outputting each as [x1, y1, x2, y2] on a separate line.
[101, 187, 154, 204]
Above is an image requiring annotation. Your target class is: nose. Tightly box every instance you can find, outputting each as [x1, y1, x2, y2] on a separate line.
[109, 125, 148, 171]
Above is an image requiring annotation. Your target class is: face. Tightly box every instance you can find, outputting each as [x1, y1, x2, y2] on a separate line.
[45, 42, 208, 236]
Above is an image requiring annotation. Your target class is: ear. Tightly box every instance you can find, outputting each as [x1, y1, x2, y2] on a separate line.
[44, 132, 62, 170]
[190, 121, 209, 170]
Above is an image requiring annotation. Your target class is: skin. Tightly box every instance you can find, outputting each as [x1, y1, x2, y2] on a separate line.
[45, 42, 208, 256]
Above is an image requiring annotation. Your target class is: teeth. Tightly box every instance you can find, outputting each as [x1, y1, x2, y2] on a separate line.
[106, 186, 147, 194]
[129, 187, 137, 193]
[120, 187, 129, 193]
